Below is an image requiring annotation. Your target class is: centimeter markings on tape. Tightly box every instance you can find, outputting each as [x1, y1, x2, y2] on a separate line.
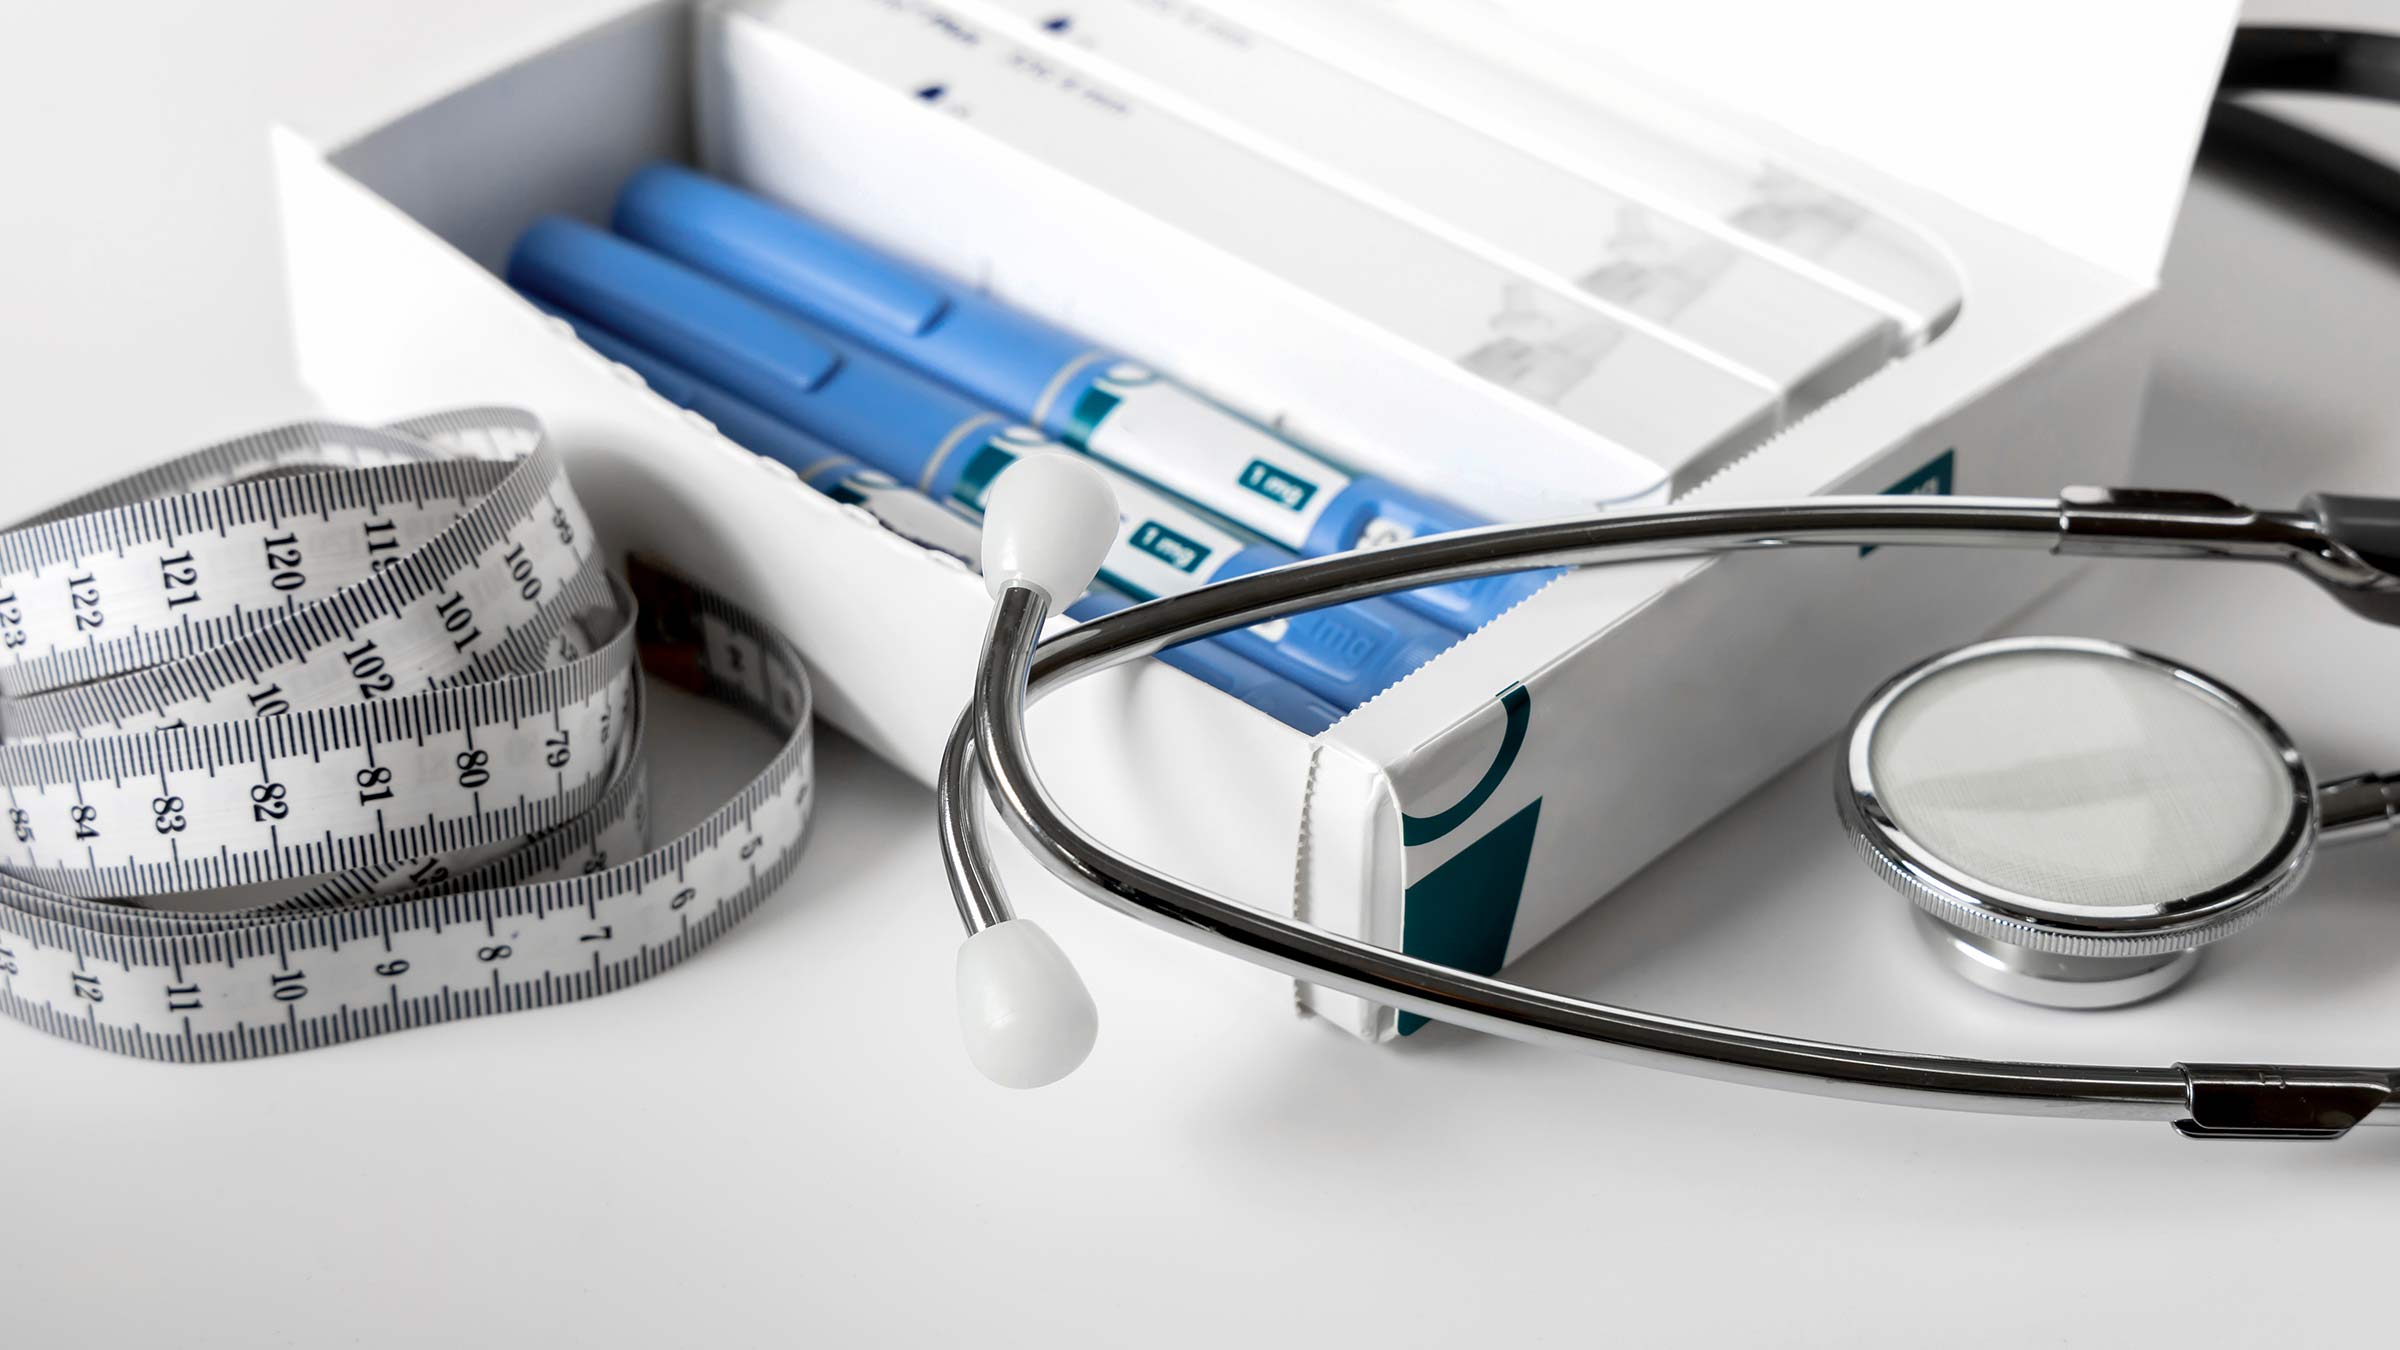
[0, 408, 815, 1062]
[0, 638, 639, 896]
[1, 443, 597, 719]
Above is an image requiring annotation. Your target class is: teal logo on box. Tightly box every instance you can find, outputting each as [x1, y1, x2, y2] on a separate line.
[1396, 683, 1540, 1037]
[1239, 458, 1318, 512]
[1129, 520, 1210, 573]
[1861, 448, 1955, 556]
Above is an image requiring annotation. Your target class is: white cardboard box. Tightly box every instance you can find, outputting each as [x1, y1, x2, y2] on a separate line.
[273, 0, 2236, 1040]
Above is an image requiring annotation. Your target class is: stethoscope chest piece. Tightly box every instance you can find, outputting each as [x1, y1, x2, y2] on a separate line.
[1840, 637, 2318, 1009]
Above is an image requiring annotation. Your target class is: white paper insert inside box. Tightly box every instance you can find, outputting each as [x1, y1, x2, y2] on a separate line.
[272, 0, 2235, 1042]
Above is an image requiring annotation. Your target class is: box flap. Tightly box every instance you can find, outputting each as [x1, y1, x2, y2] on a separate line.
[1271, 0, 2237, 282]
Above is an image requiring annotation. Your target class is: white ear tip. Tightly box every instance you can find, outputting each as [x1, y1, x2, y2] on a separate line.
[981, 451, 1118, 602]
[955, 919, 1098, 1088]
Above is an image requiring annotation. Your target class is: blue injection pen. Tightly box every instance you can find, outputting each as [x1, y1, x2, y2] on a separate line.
[508, 218, 1454, 709]
[534, 302, 1342, 734]
[530, 298, 983, 566]
[610, 164, 1551, 636]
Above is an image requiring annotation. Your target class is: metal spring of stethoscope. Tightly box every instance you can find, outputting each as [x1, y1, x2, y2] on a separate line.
[934, 457, 2400, 1141]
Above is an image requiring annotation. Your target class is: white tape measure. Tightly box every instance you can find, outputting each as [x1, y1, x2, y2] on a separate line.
[0, 407, 814, 1061]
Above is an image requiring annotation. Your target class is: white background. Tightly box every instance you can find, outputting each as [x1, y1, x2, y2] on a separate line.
[7, 2, 2400, 1345]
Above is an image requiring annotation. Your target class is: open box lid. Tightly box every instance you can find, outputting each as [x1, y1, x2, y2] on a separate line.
[1212, 0, 2239, 284]
[328, 0, 2240, 288]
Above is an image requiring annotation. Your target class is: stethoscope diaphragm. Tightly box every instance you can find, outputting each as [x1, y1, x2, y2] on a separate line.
[1839, 637, 2317, 1008]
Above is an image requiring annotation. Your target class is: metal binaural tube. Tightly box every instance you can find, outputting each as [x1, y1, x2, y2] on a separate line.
[939, 588, 1047, 936]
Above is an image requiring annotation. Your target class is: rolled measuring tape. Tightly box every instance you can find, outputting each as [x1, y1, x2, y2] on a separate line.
[0, 407, 813, 1061]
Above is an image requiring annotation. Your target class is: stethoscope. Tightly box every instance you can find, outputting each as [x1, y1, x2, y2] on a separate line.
[938, 464, 2400, 1139]
[934, 28, 2400, 1140]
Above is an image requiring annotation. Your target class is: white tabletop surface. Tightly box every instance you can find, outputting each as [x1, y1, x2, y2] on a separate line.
[8, 3, 2400, 1345]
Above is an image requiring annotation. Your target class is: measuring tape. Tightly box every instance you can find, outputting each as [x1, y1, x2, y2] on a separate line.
[0, 407, 814, 1061]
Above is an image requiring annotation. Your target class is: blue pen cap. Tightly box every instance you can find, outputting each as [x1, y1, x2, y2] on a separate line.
[1210, 545, 1457, 708]
[508, 217, 998, 491]
[1066, 588, 1341, 736]
[1305, 484, 1560, 634]
[613, 165, 1097, 434]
